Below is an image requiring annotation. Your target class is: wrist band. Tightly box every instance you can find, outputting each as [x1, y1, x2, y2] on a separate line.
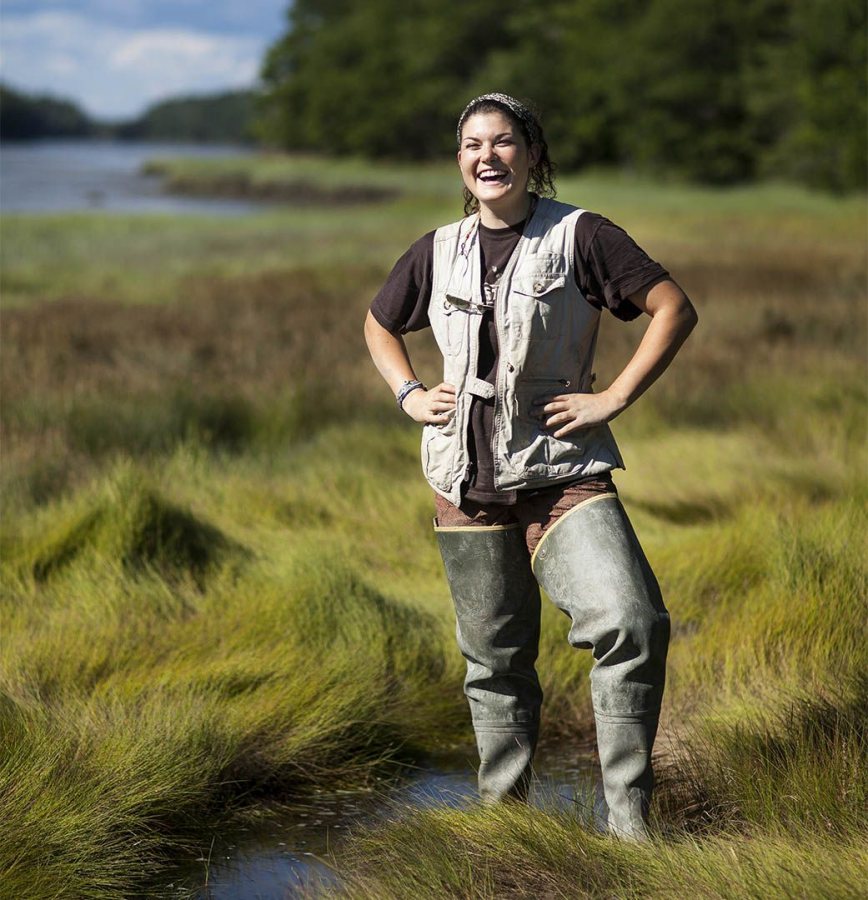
[396, 379, 425, 409]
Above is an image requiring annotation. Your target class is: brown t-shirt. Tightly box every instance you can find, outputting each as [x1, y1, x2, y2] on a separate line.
[370, 210, 669, 504]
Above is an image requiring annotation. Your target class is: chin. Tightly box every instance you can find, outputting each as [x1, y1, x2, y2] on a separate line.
[477, 185, 514, 203]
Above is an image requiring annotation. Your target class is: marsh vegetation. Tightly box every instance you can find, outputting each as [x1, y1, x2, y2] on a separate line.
[1, 160, 865, 897]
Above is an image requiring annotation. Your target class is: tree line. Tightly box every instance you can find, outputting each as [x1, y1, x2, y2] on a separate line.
[3, 0, 864, 191]
[0, 84, 257, 145]
[0, 84, 95, 140]
[257, 0, 866, 191]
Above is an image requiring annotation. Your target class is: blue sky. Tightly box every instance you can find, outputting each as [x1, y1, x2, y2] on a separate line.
[0, 1, 288, 119]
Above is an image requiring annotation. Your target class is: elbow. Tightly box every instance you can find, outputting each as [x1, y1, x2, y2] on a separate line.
[670, 286, 698, 338]
[364, 308, 403, 351]
[681, 298, 699, 336]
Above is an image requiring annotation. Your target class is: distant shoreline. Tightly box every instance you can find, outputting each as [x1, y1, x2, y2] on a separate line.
[143, 158, 401, 206]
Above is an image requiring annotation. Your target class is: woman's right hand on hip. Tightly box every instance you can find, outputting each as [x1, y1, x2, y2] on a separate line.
[402, 382, 456, 424]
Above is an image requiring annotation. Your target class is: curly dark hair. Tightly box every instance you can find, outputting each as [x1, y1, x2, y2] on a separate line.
[458, 97, 557, 217]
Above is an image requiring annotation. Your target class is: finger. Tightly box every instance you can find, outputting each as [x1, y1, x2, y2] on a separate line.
[553, 418, 593, 438]
[553, 423, 582, 438]
[438, 383, 457, 394]
[532, 402, 553, 417]
[540, 400, 570, 415]
[531, 394, 555, 408]
[532, 393, 568, 407]
[428, 397, 455, 412]
[429, 402, 455, 412]
[535, 403, 569, 421]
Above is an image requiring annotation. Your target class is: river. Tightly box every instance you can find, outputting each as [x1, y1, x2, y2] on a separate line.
[0, 139, 264, 215]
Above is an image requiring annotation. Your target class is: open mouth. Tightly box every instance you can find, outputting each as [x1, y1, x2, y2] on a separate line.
[477, 169, 509, 185]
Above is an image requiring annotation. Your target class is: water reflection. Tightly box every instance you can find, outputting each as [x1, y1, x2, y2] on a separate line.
[161, 744, 600, 899]
[0, 140, 265, 215]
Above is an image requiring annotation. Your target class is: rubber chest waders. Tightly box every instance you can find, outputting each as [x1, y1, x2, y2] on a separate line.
[435, 523, 542, 802]
[437, 495, 669, 840]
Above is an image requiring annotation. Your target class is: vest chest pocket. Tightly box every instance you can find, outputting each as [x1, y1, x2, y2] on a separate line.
[435, 294, 473, 356]
[511, 266, 567, 339]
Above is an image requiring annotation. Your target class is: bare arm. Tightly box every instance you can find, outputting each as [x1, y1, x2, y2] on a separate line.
[364, 310, 456, 424]
[535, 279, 698, 437]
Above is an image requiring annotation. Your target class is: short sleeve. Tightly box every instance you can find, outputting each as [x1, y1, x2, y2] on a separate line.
[369, 231, 436, 333]
[575, 213, 670, 322]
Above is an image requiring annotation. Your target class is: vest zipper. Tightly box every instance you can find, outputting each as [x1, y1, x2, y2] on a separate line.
[490, 203, 539, 489]
[491, 309, 505, 487]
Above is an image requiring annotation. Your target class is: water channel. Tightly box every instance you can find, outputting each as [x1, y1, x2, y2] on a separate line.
[160, 744, 601, 898]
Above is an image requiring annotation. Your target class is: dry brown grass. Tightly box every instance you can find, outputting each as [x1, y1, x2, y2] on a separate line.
[1, 264, 394, 508]
[3, 225, 864, 515]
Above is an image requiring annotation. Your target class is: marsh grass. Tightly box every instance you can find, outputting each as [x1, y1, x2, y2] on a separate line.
[1, 160, 865, 896]
[338, 811, 868, 899]
[339, 681, 867, 898]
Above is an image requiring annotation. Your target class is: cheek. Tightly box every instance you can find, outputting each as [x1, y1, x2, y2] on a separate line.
[508, 148, 529, 174]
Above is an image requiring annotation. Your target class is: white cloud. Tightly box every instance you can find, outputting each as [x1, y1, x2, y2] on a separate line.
[0, 10, 265, 118]
[44, 54, 79, 76]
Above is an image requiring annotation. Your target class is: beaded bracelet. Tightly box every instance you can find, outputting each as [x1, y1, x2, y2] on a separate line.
[396, 379, 426, 409]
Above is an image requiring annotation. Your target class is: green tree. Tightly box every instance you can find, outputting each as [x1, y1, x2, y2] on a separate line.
[750, 0, 867, 191]
[256, 0, 867, 190]
[469, 0, 642, 170]
[257, 0, 521, 157]
[0, 83, 94, 140]
[116, 91, 257, 144]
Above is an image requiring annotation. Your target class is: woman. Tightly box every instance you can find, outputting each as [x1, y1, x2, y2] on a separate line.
[364, 93, 697, 840]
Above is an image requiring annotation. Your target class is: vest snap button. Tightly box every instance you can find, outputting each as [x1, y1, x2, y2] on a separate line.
[507, 363, 515, 373]
[533, 281, 543, 293]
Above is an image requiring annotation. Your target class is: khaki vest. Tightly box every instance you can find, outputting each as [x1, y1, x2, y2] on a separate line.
[423, 197, 625, 505]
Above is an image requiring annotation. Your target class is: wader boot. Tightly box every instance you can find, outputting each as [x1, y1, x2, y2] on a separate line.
[531, 495, 670, 841]
[435, 522, 543, 803]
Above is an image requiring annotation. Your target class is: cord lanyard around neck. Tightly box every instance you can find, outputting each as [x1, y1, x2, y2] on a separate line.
[457, 213, 480, 269]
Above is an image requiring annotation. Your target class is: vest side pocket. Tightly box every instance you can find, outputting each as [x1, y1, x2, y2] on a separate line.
[421, 416, 458, 491]
[508, 378, 569, 476]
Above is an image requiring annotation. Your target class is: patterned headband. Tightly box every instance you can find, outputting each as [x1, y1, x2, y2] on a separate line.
[456, 92, 541, 146]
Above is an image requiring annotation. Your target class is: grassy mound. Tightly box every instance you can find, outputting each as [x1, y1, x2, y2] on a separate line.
[1, 477, 460, 895]
[20, 477, 241, 588]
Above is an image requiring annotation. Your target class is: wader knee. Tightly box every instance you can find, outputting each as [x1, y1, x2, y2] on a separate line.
[531, 495, 670, 840]
[436, 522, 543, 803]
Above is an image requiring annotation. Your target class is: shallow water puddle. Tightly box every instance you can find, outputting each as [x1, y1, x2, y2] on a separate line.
[161, 744, 600, 898]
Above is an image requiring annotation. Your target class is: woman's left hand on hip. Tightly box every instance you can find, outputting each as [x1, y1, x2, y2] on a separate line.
[533, 390, 621, 438]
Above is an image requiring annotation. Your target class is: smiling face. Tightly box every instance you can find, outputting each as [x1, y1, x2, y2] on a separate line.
[457, 110, 539, 225]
